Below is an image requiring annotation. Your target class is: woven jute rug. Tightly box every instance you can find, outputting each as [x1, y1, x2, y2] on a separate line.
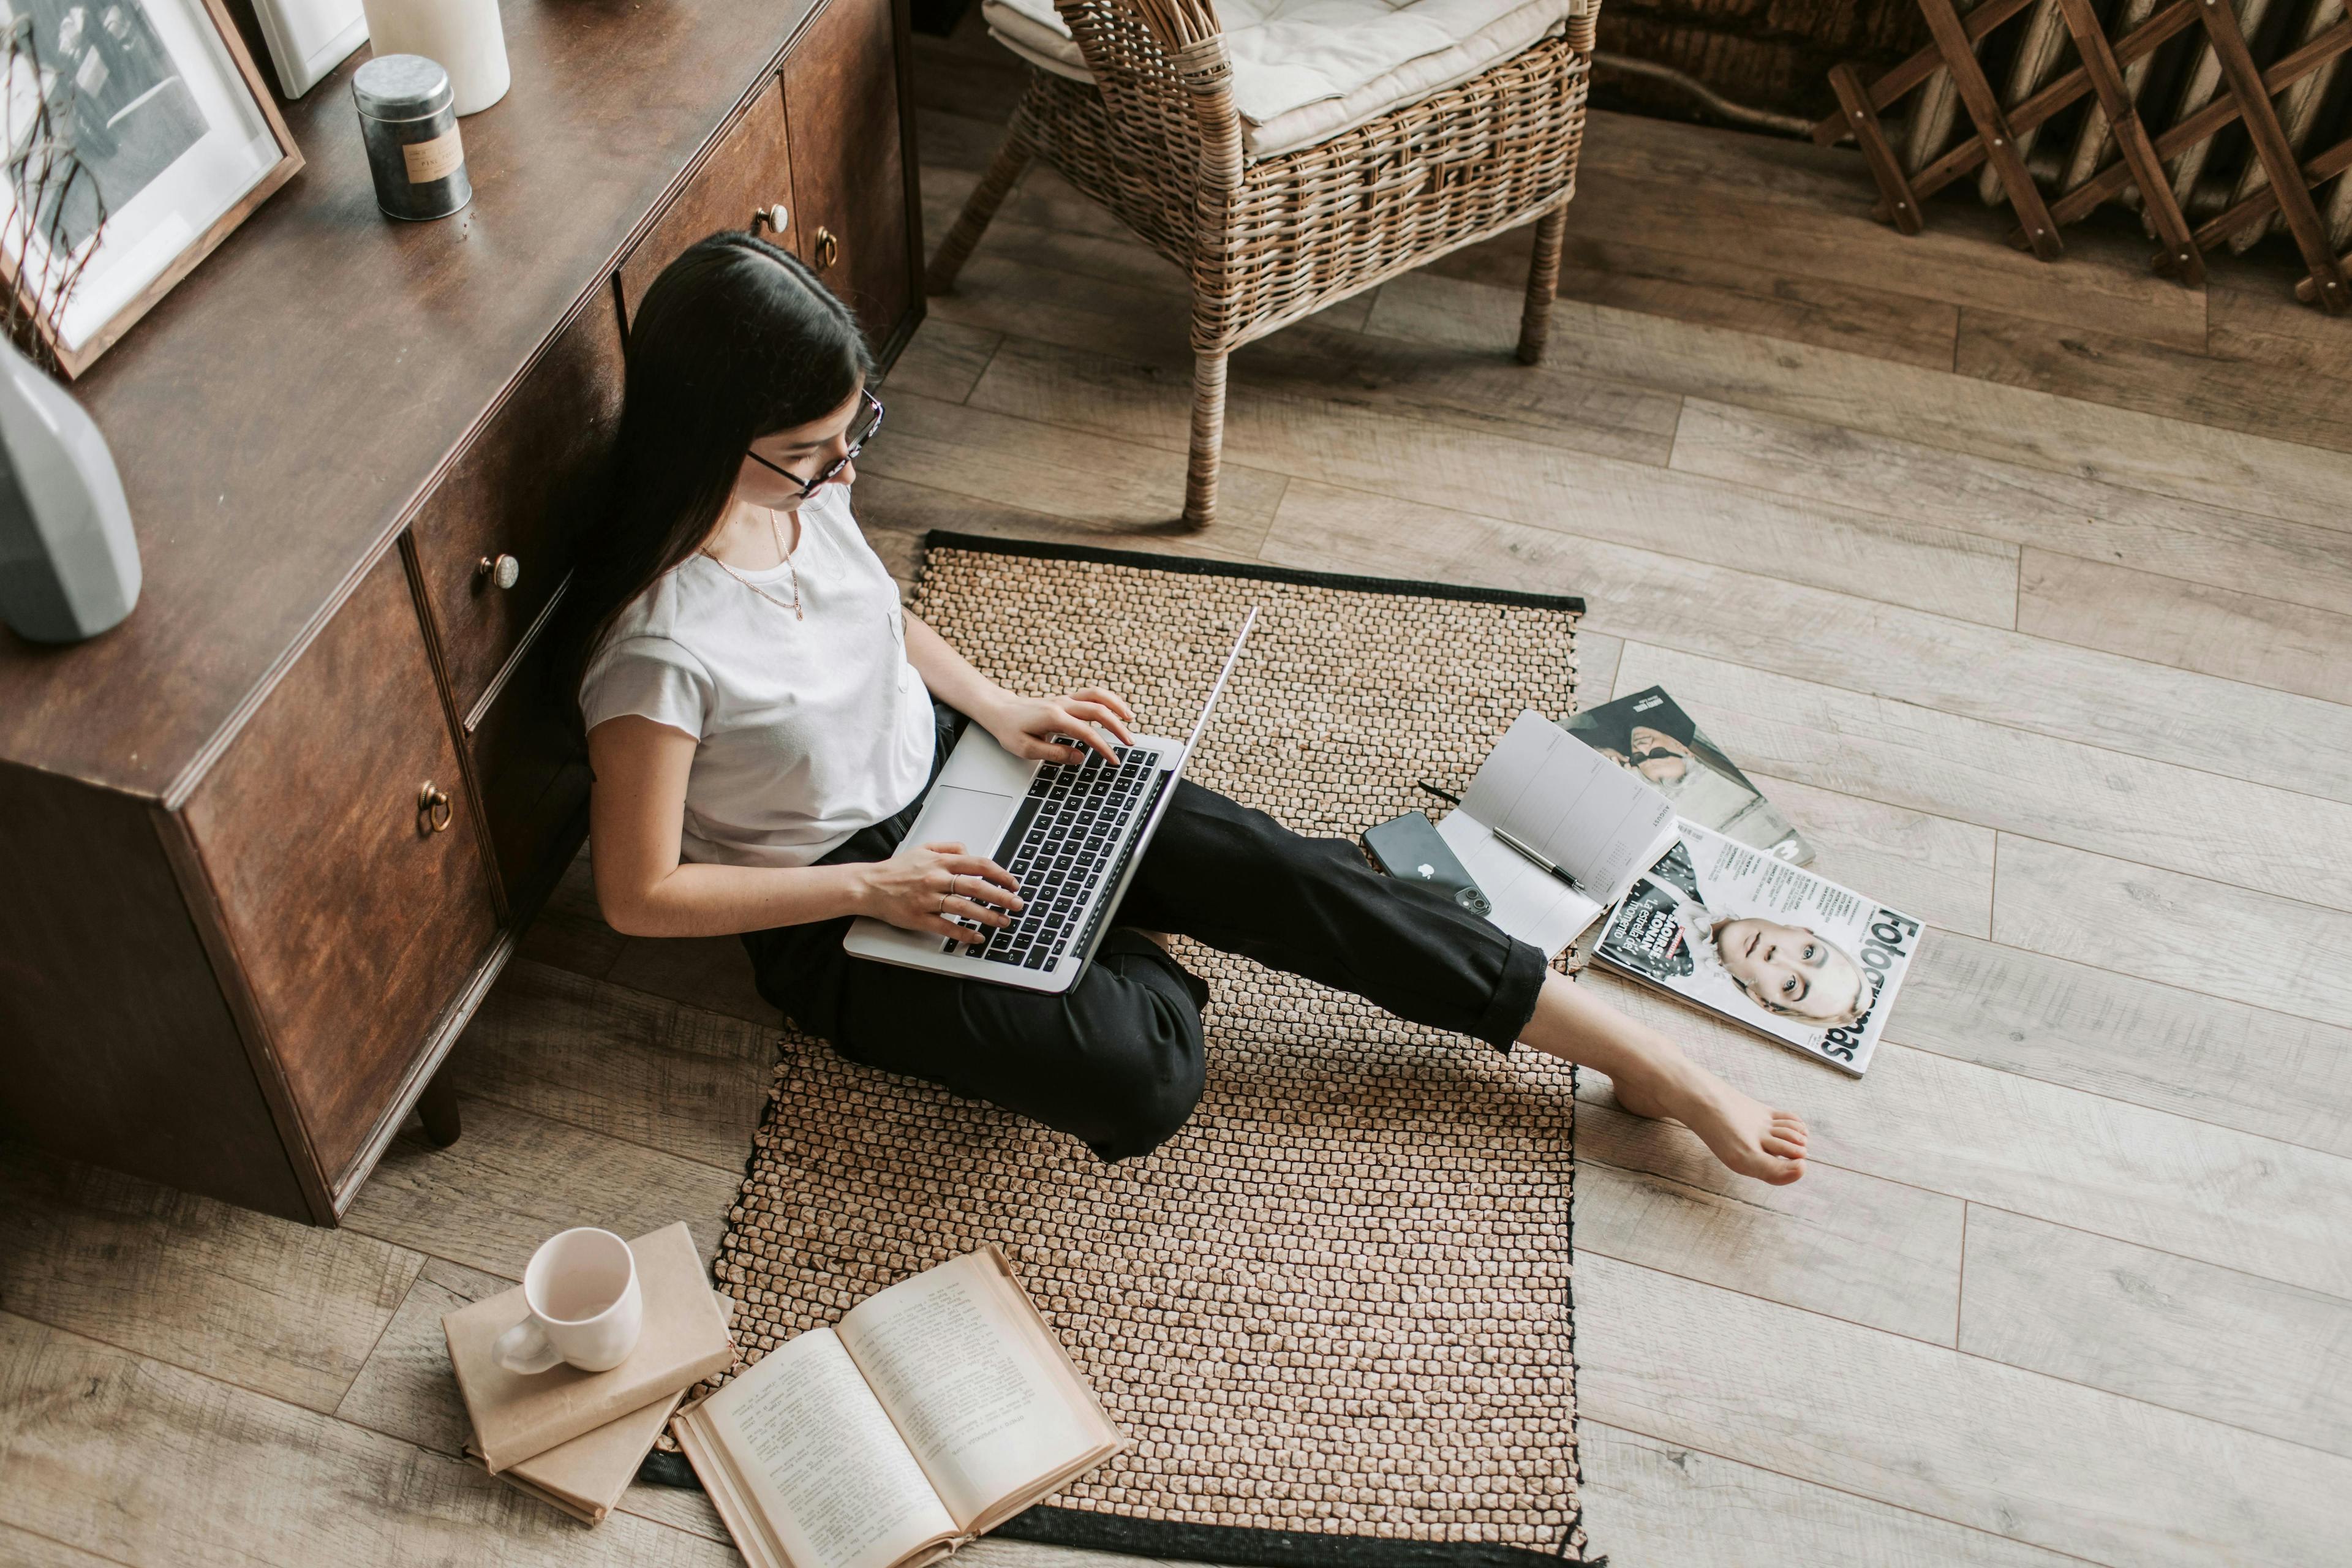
[687, 533, 1599, 1566]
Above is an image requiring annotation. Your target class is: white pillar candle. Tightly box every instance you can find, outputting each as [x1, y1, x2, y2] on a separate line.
[359, 0, 511, 116]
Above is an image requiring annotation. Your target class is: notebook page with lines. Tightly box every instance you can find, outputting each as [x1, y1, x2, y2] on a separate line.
[1437, 710, 1677, 955]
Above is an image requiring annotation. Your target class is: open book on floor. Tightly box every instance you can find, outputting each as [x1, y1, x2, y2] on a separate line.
[1592, 819, 1921, 1076]
[1436, 708, 1679, 956]
[670, 1244, 1125, 1568]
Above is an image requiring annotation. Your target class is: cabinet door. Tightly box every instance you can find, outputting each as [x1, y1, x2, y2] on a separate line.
[782, 0, 916, 349]
[407, 301, 626, 723]
[617, 81, 797, 325]
[470, 624, 592, 921]
[184, 549, 499, 1189]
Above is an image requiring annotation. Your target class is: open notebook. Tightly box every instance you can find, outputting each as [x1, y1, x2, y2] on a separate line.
[670, 1245, 1125, 1568]
[1438, 709, 1679, 955]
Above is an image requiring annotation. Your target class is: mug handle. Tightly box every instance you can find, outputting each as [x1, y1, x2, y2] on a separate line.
[493, 1314, 565, 1374]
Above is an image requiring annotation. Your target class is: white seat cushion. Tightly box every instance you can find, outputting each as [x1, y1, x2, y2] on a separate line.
[980, 0, 1574, 159]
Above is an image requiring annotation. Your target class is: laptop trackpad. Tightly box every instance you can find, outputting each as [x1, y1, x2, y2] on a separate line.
[937, 726, 1037, 794]
[907, 785, 1016, 859]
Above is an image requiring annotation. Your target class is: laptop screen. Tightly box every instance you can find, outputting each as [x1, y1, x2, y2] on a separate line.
[1182, 606, 1258, 755]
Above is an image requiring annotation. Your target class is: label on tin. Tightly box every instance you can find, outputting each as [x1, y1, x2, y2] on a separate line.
[403, 127, 464, 184]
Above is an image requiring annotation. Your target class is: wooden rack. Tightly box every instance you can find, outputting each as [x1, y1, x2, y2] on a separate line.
[1816, 0, 2352, 311]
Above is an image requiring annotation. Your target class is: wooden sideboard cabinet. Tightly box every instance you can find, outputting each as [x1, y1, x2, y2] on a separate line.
[0, 0, 923, 1223]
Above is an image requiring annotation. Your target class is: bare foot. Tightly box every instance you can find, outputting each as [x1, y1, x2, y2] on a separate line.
[1613, 1058, 1809, 1185]
[1515, 972, 1807, 1183]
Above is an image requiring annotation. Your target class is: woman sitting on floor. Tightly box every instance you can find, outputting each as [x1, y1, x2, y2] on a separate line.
[548, 233, 1810, 1185]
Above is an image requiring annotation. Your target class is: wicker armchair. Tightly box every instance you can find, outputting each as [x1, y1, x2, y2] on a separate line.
[926, 0, 1599, 528]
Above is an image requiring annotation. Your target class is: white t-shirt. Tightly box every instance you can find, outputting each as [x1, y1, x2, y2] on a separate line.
[577, 483, 935, 868]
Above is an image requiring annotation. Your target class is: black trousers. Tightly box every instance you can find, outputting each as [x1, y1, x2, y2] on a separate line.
[742, 702, 1549, 1162]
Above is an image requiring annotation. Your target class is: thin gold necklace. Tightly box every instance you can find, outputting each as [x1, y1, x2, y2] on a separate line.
[702, 504, 802, 620]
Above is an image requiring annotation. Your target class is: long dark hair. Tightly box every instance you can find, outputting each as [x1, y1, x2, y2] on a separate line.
[546, 232, 872, 747]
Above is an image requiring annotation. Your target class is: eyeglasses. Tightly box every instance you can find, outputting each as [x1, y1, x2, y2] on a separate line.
[747, 389, 884, 499]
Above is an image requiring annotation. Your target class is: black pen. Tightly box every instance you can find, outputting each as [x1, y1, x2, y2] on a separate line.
[1492, 826, 1591, 896]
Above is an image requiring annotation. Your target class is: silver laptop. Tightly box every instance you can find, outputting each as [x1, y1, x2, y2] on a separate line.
[844, 609, 1258, 994]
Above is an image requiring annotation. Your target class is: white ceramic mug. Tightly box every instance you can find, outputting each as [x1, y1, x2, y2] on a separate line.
[494, 1227, 643, 1373]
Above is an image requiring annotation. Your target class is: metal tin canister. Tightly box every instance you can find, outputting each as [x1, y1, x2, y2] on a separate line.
[352, 54, 471, 222]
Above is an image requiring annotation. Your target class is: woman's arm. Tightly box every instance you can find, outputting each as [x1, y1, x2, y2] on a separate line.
[903, 609, 1137, 764]
[587, 714, 1020, 941]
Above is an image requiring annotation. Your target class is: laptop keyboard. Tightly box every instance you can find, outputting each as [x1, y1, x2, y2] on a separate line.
[942, 740, 1164, 968]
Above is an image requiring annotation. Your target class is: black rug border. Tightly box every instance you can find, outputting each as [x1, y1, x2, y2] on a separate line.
[917, 529, 1588, 617]
[658, 537, 1600, 1566]
[994, 1502, 1602, 1568]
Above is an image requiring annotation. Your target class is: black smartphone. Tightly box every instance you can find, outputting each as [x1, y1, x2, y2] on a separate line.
[1363, 811, 1493, 918]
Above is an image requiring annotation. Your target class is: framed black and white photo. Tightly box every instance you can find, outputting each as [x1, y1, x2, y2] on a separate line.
[1, 0, 302, 377]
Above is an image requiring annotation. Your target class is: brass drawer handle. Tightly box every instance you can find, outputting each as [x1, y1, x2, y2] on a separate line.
[812, 226, 838, 270]
[475, 553, 519, 590]
[751, 202, 789, 237]
[418, 782, 453, 834]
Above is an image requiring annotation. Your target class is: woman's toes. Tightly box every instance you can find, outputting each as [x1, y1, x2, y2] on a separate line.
[1643, 1057, 1808, 1183]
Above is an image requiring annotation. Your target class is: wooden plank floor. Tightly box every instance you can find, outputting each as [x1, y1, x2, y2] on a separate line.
[7, 13, 2352, 1565]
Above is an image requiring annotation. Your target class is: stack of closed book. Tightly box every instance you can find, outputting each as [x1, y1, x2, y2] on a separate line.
[443, 1221, 737, 1524]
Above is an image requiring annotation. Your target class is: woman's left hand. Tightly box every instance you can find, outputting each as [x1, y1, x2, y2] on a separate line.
[982, 687, 1137, 766]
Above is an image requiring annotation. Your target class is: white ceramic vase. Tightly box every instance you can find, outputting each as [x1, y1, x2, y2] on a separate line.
[0, 339, 139, 644]
[360, 0, 511, 116]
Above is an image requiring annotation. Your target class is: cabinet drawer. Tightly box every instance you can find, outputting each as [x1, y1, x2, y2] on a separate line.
[470, 625, 592, 920]
[783, 0, 914, 348]
[618, 80, 796, 323]
[184, 549, 499, 1188]
[409, 301, 625, 721]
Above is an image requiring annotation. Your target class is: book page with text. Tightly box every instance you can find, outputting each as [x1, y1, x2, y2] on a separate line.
[697, 1327, 957, 1568]
[839, 1250, 1114, 1531]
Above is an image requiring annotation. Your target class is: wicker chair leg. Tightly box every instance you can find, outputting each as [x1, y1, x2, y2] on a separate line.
[925, 129, 1034, 295]
[1516, 201, 1570, 366]
[1183, 349, 1227, 530]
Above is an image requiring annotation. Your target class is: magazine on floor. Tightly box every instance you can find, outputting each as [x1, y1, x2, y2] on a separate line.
[1562, 687, 1814, 865]
[1592, 820, 1919, 1076]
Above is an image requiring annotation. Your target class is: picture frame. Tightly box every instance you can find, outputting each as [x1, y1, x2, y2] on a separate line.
[1, 0, 304, 379]
[247, 0, 366, 100]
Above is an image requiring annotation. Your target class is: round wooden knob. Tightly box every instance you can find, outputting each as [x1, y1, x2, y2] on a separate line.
[752, 202, 789, 236]
[418, 782, 453, 834]
[477, 554, 519, 590]
[812, 227, 839, 271]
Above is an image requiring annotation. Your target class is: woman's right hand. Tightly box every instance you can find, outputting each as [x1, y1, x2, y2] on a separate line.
[853, 842, 1025, 944]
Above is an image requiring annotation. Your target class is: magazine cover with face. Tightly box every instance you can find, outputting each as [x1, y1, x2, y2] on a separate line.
[1593, 820, 1920, 1076]
[1562, 687, 1813, 865]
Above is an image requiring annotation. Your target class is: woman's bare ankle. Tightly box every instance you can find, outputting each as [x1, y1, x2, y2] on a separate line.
[1519, 971, 1809, 1183]
[1607, 1056, 1685, 1122]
